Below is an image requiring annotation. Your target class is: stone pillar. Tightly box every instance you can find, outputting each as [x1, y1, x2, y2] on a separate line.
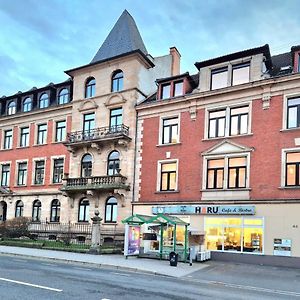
[89, 210, 102, 254]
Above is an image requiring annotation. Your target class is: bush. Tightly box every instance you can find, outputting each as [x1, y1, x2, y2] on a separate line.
[0, 217, 31, 238]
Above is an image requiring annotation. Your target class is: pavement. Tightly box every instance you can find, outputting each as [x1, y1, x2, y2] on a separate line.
[0, 246, 208, 278]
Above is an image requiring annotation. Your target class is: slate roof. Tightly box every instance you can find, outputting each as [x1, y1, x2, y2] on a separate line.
[270, 52, 292, 76]
[91, 10, 148, 63]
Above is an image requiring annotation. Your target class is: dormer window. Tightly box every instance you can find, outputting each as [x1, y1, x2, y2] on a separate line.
[111, 70, 123, 92]
[39, 93, 49, 108]
[161, 83, 171, 99]
[173, 81, 183, 97]
[211, 67, 228, 90]
[85, 78, 96, 98]
[7, 101, 16, 115]
[232, 62, 250, 86]
[23, 97, 32, 112]
[58, 88, 69, 104]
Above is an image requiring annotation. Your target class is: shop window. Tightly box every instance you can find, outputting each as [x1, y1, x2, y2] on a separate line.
[209, 110, 226, 138]
[39, 93, 49, 109]
[105, 197, 118, 223]
[78, 198, 89, 222]
[162, 117, 179, 144]
[3, 129, 13, 149]
[15, 200, 24, 218]
[32, 200, 41, 222]
[159, 161, 177, 191]
[85, 77, 96, 98]
[286, 152, 300, 186]
[111, 70, 123, 92]
[81, 154, 92, 177]
[50, 199, 60, 222]
[58, 88, 69, 105]
[232, 62, 250, 86]
[107, 151, 120, 176]
[211, 67, 228, 90]
[23, 97, 32, 112]
[7, 101, 16, 115]
[287, 97, 300, 129]
[205, 217, 263, 254]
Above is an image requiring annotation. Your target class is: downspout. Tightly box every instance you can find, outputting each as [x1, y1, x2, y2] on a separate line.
[131, 107, 138, 216]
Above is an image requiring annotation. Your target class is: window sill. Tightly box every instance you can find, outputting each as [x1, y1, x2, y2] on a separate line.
[0, 148, 13, 151]
[280, 128, 300, 133]
[155, 190, 180, 194]
[278, 186, 300, 190]
[49, 183, 63, 186]
[14, 185, 27, 188]
[31, 184, 45, 187]
[33, 144, 47, 147]
[16, 146, 30, 149]
[201, 188, 251, 192]
[202, 133, 253, 142]
[156, 142, 181, 147]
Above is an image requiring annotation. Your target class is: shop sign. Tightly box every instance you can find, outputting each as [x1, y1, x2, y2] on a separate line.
[152, 205, 255, 215]
[124, 225, 140, 256]
[273, 238, 292, 256]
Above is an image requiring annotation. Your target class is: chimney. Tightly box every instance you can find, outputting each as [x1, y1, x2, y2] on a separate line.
[170, 47, 181, 76]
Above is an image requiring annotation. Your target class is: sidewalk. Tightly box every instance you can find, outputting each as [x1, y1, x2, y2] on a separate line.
[0, 246, 208, 278]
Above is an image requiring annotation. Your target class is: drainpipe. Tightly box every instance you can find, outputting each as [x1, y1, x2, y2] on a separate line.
[131, 108, 138, 216]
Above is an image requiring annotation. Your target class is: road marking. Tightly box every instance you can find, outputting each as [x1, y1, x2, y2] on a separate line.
[12, 259, 27, 263]
[0, 277, 62, 292]
[112, 272, 131, 277]
[73, 267, 92, 271]
[183, 278, 300, 297]
[41, 263, 57, 267]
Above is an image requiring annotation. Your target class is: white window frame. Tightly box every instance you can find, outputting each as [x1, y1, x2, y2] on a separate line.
[204, 102, 252, 140]
[156, 159, 179, 192]
[50, 155, 65, 184]
[0, 161, 11, 187]
[32, 157, 47, 185]
[282, 93, 300, 130]
[53, 119, 67, 143]
[15, 159, 29, 186]
[158, 113, 181, 146]
[281, 148, 300, 188]
[19, 125, 30, 147]
[202, 153, 251, 190]
[2, 128, 13, 150]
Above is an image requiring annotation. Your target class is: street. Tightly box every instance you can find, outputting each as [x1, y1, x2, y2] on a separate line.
[0, 255, 300, 299]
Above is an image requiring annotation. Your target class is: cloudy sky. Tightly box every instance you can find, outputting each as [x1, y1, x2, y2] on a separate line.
[0, 0, 299, 96]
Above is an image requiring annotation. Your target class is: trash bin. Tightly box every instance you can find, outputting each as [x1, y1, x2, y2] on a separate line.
[169, 251, 178, 267]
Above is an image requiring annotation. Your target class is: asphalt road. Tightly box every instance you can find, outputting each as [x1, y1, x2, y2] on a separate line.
[0, 255, 300, 300]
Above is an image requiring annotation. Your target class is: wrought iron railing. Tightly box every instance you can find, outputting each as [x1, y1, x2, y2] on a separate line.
[66, 124, 129, 144]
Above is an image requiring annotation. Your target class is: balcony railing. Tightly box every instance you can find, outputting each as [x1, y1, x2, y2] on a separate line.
[65, 124, 130, 145]
[61, 175, 129, 192]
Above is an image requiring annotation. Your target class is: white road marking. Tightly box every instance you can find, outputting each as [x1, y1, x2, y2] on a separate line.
[101, 298, 111, 300]
[112, 272, 131, 277]
[0, 277, 62, 292]
[41, 263, 57, 267]
[184, 278, 300, 297]
[73, 267, 92, 271]
[12, 259, 27, 263]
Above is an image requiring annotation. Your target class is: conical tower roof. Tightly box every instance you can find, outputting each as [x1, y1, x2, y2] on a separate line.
[91, 10, 148, 63]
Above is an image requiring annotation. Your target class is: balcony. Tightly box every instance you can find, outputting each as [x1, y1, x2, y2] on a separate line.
[64, 125, 131, 152]
[61, 175, 130, 194]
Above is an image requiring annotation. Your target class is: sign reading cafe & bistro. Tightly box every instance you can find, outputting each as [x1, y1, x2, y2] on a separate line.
[152, 205, 255, 215]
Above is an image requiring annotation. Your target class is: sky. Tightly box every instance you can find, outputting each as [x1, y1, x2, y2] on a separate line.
[0, 0, 300, 96]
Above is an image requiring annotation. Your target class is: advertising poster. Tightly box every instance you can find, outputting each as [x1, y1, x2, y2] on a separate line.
[124, 225, 140, 256]
[273, 238, 292, 256]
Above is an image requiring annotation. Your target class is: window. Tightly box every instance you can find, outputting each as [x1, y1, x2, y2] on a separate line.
[32, 200, 41, 222]
[160, 162, 177, 191]
[107, 151, 120, 175]
[81, 154, 92, 177]
[83, 113, 95, 132]
[7, 101, 16, 115]
[23, 97, 32, 112]
[205, 217, 263, 254]
[209, 110, 226, 138]
[17, 162, 27, 186]
[298, 54, 300, 73]
[1, 164, 10, 187]
[37, 124, 47, 144]
[173, 81, 183, 97]
[207, 159, 224, 189]
[286, 152, 300, 186]
[162, 117, 178, 144]
[230, 106, 249, 136]
[15, 200, 24, 218]
[53, 158, 64, 183]
[211, 67, 228, 90]
[55, 121, 66, 142]
[85, 78, 96, 98]
[232, 62, 250, 86]
[228, 157, 247, 188]
[161, 83, 171, 99]
[39, 93, 49, 108]
[105, 197, 117, 223]
[287, 97, 300, 129]
[20, 127, 29, 147]
[111, 70, 123, 92]
[3, 130, 12, 149]
[206, 156, 248, 190]
[110, 108, 123, 130]
[34, 160, 45, 185]
[50, 199, 60, 222]
[58, 88, 69, 105]
[78, 199, 89, 222]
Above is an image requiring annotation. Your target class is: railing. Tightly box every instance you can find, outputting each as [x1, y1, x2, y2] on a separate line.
[66, 124, 130, 144]
[64, 175, 128, 189]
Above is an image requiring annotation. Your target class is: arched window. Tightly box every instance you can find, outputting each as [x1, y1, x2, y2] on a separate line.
[23, 97, 32, 112]
[50, 199, 60, 222]
[39, 93, 49, 108]
[7, 101, 16, 115]
[15, 200, 24, 218]
[78, 199, 89, 222]
[81, 154, 92, 177]
[105, 197, 117, 223]
[85, 77, 96, 98]
[111, 70, 123, 92]
[58, 88, 69, 105]
[107, 151, 120, 176]
[32, 200, 41, 222]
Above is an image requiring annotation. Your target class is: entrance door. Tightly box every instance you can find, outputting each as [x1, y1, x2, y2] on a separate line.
[0, 201, 7, 221]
